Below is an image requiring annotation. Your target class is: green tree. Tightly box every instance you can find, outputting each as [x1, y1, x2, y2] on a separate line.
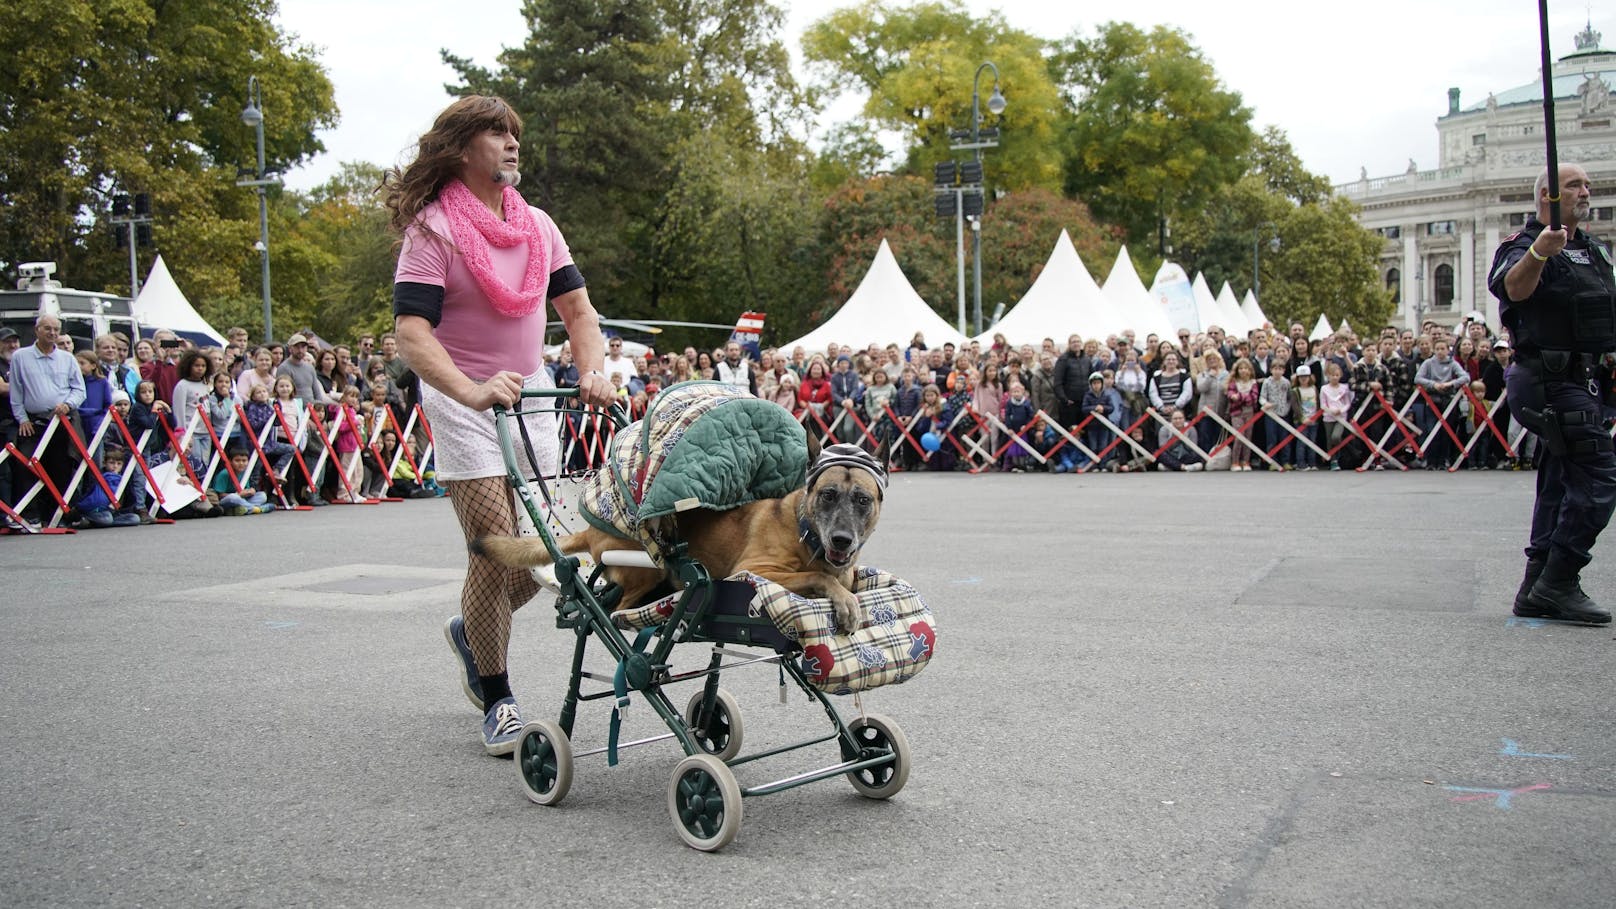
[980, 187, 1119, 315]
[1052, 21, 1254, 251]
[0, 0, 337, 306]
[802, 0, 1064, 191]
[451, 0, 808, 322]
[1172, 130, 1391, 332]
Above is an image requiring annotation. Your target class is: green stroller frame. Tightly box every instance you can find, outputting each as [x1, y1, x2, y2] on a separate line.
[495, 388, 911, 851]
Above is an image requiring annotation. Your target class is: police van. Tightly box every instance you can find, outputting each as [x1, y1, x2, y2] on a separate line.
[0, 261, 141, 352]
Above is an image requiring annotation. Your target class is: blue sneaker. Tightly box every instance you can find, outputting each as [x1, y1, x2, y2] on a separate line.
[443, 615, 485, 712]
[482, 697, 524, 756]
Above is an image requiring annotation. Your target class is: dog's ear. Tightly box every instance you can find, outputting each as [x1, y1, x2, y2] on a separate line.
[804, 427, 822, 469]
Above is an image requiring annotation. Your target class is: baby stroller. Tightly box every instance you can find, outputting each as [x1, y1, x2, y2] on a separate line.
[495, 382, 935, 851]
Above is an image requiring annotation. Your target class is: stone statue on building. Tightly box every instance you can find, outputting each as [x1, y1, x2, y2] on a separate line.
[1578, 73, 1611, 117]
[1486, 92, 1498, 114]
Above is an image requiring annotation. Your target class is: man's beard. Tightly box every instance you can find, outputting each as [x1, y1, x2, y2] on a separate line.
[493, 167, 522, 188]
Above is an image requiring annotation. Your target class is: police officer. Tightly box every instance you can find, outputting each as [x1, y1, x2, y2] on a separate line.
[1490, 163, 1616, 625]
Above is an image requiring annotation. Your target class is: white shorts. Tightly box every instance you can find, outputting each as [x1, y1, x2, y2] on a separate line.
[418, 368, 559, 482]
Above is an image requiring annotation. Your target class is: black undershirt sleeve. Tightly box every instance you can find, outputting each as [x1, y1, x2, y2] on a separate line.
[393, 264, 584, 327]
[547, 264, 586, 300]
[392, 282, 445, 326]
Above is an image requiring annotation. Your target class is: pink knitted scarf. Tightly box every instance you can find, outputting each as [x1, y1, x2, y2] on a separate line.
[436, 179, 549, 318]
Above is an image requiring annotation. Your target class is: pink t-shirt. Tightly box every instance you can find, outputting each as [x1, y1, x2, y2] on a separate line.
[393, 200, 574, 380]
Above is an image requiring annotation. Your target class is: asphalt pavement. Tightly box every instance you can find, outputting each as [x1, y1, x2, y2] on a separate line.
[2, 470, 1612, 908]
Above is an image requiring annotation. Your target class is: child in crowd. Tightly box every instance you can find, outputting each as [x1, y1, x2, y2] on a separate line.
[329, 387, 366, 501]
[862, 367, 896, 458]
[1320, 362, 1354, 471]
[1260, 360, 1293, 469]
[1000, 380, 1036, 472]
[1225, 358, 1261, 472]
[1072, 371, 1110, 472]
[1290, 369, 1321, 471]
[75, 350, 113, 458]
[1461, 379, 1491, 469]
[915, 384, 956, 472]
[70, 446, 143, 528]
[205, 371, 238, 447]
[210, 448, 274, 515]
[768, 371, 798, 412]
[377, 428, 436, 498]
[127, 380, 172, 458]
[272, 374, 326, 507]
[1156, 409, 1204, 471]
[1113, 424, 1152, 473]
[243, 383, 293, 499]
[1115, 348, 1149, 422]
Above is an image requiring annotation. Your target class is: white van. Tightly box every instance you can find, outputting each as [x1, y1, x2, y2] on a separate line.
[0, 262, 142, 351]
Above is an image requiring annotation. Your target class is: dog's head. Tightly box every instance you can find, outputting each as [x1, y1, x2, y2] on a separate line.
[802, 444, 885, 568]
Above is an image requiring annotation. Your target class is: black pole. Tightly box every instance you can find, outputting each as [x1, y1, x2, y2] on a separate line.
[1539, 0, 1562, 229]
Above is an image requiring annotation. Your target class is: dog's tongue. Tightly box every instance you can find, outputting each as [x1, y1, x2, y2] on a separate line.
[825, 548, 850, 565]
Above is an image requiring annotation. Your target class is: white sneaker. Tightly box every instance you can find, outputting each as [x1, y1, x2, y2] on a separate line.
[1185, 463, 1205, 472]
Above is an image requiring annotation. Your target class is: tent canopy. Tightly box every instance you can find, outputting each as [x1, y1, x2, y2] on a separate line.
[1102, 246, 1176, 341]
[1186, 273, 1223, 334]
[1214, 281, 1250, 336]
[975, 230, 1123, 346]
[133, 255, 225, 346]
[776, 239, 968, 355]
[1239, 290, 1269, 331]
[1309, 314, 1334, 341]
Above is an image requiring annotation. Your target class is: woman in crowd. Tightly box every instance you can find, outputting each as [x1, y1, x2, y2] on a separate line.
[236, 347, 276, 402]
[797, 358, 832, 419]
[1189, 346, 1221, 449]
[315, 348, 346, 398]
[1149, 352, 1193, 419]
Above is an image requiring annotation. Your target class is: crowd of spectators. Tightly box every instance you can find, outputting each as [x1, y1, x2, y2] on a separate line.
[0, 309, 1533, 534]
[0, 323, 441, 532]
[549, 311, 1527, 476]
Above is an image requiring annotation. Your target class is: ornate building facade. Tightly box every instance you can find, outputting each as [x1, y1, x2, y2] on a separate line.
[1336, 23, 1616, 330]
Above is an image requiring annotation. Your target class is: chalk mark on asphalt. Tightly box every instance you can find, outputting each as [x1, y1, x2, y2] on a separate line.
[1444, 783, 1551, 810]
[1499, 738, 1572, 760]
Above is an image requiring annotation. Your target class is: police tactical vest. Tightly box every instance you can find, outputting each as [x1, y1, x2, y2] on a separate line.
[1497, 220, 1616, 353]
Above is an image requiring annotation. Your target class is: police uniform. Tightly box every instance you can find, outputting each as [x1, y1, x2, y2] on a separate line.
[1488, 216, 1616, 623]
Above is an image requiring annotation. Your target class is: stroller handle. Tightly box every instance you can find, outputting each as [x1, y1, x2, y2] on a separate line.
[496, 387, 630, 430]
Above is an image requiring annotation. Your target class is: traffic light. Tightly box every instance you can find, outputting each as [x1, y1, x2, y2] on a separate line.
[933, 161, 957, 187]
[112, 194, 131, 217]
[960, 160, 983, 185]
[134, 193, 150, 217]
[935, 193, 957, 218]
[136, 224, 153, 246]
[962, 189, 983, 217]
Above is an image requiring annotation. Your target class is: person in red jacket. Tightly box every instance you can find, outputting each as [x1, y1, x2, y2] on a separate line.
[797, 357, 832, 423]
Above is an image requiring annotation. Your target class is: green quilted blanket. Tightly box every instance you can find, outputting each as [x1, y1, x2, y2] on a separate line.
[578, 381, 808, 566]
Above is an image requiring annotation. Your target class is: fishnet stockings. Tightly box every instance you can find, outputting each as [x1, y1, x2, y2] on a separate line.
[449, 476, 542, 676]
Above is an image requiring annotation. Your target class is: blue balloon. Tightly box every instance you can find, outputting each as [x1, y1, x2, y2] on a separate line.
[920, 432, 942, 453]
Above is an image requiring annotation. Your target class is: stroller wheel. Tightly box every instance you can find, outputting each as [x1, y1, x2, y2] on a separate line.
[516, 721, 573, 806]
[668, 754, 743, 851]
[844, 713, 910, 800]
[685, 688, 744, 762]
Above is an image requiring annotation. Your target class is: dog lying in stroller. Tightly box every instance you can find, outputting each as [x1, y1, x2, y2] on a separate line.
[475, 405, 886, 633]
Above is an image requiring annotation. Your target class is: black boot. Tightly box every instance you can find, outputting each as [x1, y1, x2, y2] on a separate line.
[1511, 558, 1547, 617]
[1526, 553, 1611, 625]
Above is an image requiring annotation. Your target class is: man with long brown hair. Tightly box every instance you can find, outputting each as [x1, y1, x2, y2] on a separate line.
[385, 95, 614, 755]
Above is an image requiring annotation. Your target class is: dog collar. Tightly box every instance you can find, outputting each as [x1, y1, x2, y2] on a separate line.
[796, 501, 825, 560]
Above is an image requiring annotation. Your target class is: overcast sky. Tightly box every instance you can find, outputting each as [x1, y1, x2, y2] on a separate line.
[274, 0, 1615, 192]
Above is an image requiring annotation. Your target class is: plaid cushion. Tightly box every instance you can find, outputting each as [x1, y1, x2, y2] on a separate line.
[740, 567, 935, 694]
[610, 567, 937, 694]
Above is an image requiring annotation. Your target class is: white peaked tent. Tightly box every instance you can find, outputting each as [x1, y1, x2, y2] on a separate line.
[1187, 273, 1223, 334]
[1214, 282, 1250, 335]
[1309, 314, 1334, 340]
[975, 230, 1123, 345]
[1101, 246, 1176, 341]
[777, 239, 968, 355]
[134, 255, 225, 346]
[1338, 318, 1352, 334]
[1239, 290, 1269, 330]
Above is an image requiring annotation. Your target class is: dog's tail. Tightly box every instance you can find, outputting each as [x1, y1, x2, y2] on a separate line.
[470, 533, 577, 568]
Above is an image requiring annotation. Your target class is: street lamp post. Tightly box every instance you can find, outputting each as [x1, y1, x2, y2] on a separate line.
[1252, 221, 1279, 305]
[968, 62, 1006, 338]
[237, 76, 280, 343]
